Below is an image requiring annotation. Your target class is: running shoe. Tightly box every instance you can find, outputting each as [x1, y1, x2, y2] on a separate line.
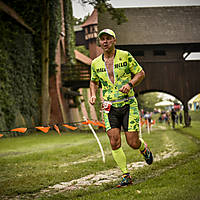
[116, 173, 133, 188]
[140, 143, 153, 165]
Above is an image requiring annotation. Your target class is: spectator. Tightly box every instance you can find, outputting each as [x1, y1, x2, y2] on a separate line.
[171, 109, 177, 129]
[175, 114, 179, 125]
[189, 115, 191, 126]
[179, 112, 183, 124]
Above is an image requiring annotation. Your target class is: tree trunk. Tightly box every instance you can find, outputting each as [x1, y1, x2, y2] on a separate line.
[41, 0, 50, 125]
[183, 102, 190, 127]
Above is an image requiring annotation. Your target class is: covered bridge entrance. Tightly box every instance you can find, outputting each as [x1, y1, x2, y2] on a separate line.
[98, 6, 200, 126]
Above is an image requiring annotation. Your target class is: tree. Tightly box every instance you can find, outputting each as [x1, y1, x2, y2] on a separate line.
[73, 14, 90, 25]
[75, 46, 90, 57]
[41, 0, 50, 125]
[137, 92, 163, 112]
[80, 0, 127, 25]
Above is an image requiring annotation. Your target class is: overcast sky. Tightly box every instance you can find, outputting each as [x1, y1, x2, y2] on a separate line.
[72, 0, 200, 18]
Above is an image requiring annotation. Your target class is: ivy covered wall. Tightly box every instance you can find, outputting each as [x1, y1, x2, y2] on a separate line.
[0, 0, 71, 131]
[63, 0, 76, 66]
[0, 1, 42, 131]
[49, 0, 62, 75]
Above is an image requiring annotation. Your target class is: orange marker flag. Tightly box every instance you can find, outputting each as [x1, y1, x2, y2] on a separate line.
[54, 125, 61, 136]
[140, 120, 145, 126]
[96, 121, 106, 128]
[63, 124, 78, 131]
[0, 134, 3, 138]
[87, 120, 97, 126]
[10, 128, 27, 133]
[82, 121, 89, 125]
[35, 126, 50, 133]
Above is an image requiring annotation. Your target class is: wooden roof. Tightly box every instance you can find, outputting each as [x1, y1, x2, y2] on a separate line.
[98, 6, 200, 45]
[81, 9, 98, 27]
[74, 50, 92, 65]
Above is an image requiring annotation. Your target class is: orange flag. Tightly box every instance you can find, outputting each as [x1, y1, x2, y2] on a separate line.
[96, 121, 106, 128]
[54, 125, 61, 136]
[0, 134, 3, 138]
[10, 128, 27, 133]
[140, 120, 145, 126]
[63, 124, 78, 131]
[87, 120, 98, 126]
[82, 121, 89, 125]
[35, 126, 50, 133]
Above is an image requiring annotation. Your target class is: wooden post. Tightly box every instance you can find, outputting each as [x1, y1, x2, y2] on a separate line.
[183, 102, 190, 127]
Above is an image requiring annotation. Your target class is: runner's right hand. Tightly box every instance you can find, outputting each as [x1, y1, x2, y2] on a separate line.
[89, 96, 96, 105]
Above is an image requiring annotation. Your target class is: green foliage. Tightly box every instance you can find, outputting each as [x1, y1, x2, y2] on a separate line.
[189, 110, 200, 122]
[82, 88, 92, 119]
[64, 0, 76, 65]
[137, 92, 162, 112]
[81, 0, 127, 25]
[75, 45, 90, 57]
[78, 100, 84, 120]
[0, 8, 40, 130]
[0, 0, 70, 131]
[0, 47, 15, 130]
[49, 0, 62, 75]
[73, 14, 90, 25]
[94, 89, 102, 121]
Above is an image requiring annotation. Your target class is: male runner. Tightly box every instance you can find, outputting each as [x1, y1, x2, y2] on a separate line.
[89, 29, 153, 187]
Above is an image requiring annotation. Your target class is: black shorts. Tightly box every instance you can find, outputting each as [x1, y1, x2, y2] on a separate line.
[108, 104, 130, 131]
[103, 98, 140, 132]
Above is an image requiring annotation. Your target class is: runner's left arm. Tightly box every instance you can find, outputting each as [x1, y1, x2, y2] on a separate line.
[129, 70, 145, 87]
[119, 53, 145, 93]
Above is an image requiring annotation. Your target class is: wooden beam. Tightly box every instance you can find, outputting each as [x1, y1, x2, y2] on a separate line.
[0, 1, 35, 34]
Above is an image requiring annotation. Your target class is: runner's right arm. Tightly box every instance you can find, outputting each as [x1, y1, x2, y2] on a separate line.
[89, 80, 99, 105]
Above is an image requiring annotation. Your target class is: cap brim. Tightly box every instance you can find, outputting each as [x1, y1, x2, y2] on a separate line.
[98, 32, 115, 38]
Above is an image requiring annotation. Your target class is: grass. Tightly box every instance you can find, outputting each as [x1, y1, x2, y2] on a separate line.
[190, 110, 200, 121]
[0, 111, 200, 199]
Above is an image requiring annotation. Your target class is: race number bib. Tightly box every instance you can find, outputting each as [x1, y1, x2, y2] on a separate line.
[102, 101, 112, 113]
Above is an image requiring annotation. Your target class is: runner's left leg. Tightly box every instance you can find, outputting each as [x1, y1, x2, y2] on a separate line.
[107, 128, 128, 174]
[125, 132, 153, 165]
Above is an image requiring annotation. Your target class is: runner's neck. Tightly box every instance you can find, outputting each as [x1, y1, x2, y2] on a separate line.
[104, 48, 116, 60]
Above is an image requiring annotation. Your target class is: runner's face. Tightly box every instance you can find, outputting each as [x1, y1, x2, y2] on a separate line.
[99, 34, 116, 53]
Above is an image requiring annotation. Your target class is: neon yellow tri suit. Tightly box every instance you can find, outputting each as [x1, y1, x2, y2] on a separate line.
[91, 49, 143, 132]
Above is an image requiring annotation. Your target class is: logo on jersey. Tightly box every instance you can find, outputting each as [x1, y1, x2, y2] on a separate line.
[96, 61, 128, 73]
[97, 68, 106, 73]
[114, 61, 127, 69]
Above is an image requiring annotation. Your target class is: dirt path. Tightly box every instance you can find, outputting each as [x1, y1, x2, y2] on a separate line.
[39, 142, 180, 195]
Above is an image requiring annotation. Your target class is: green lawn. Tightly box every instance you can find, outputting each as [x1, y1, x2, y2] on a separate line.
[0, 111, 200, 199]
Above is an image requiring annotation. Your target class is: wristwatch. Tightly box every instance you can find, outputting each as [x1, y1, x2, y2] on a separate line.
[128, 82, 133, 88]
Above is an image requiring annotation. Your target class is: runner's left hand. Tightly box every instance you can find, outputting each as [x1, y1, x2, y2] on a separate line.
[119, 84, 131, 93]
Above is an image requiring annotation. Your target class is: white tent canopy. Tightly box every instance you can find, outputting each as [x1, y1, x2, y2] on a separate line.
[155, 101, 174, 107]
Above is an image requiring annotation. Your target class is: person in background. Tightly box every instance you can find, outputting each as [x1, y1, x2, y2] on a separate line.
[89, 29, 153, 188]
[166, 111, 170, 126]
[189, 115, 191, 126]
[179, 112, 183, 125]
[171, 108, 177, 128]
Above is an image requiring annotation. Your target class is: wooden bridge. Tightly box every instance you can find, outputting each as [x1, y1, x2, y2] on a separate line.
[67, 6, 200, 126]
